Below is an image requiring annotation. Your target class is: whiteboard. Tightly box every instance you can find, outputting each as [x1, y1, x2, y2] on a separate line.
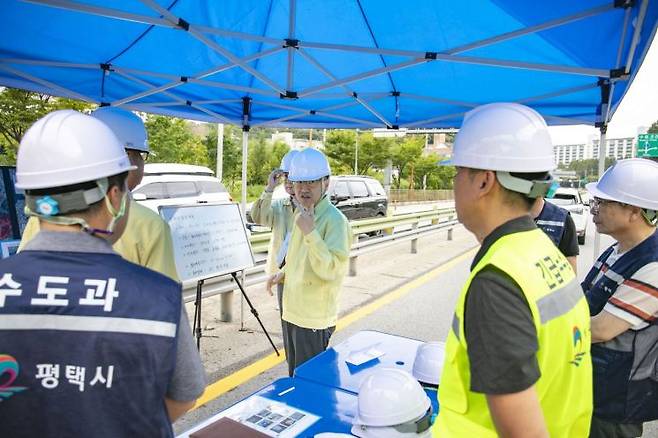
[159, 203, 255, 283]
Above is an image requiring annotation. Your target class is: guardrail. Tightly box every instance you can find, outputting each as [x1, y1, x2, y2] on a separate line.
[182, 207, 458, 322]
[389, 189, 454, 203]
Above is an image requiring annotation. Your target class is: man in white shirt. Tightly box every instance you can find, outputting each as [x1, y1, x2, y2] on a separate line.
[581, 158, 658, 438]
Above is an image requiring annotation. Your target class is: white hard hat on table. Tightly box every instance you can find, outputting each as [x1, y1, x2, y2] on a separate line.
[351, 368, 432, 438]
[412, 342, 446, 386]
[91, 106, 149, 153]
[288, 147, 331, 182]
[16, 110, 134, 190]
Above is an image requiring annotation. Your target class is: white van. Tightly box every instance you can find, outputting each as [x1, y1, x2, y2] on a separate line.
[132, 164, 232, 213]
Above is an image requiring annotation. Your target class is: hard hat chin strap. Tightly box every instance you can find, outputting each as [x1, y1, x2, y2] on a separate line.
[26, 178, 128, 236]
[642, 209, 658, 226]
[496, 171, 555, 199]
[101, 190, 128, 235]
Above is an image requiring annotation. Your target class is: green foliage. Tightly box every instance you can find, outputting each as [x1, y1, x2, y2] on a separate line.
[324, 130, 453, 189]
[205, 124, 242, 190]
[0, 86, 455, 191]
[145, 115, 209, 166]
[229, 183, 265, 203]
[390, 136, 425, 188]
[358, 132, 393, 174]
[566, 158, 616, 180]
[324, 130, 357, 174]
[269, 140, 290, 171]
[248, 136, 271, 185]
[324, 130, 393, 175]
[412, 154, 456, 189]
[648, 121, 658, 134]
[0, 88, 92, 165]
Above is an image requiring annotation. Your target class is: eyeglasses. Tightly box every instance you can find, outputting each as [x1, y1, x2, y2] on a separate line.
[591, 197, 625, 209]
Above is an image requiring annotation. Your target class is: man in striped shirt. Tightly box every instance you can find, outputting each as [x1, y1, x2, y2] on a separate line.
[581, 158, 658, 438]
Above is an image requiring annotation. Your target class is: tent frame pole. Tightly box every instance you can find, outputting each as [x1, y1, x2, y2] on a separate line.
[625, 0, 649, 74]
[113, 70, 237, 124]
[593, 127, 608, 261]
[0, 64, 93, 102]
[111, 45, 284, 106]
[297, 49, 394, 127]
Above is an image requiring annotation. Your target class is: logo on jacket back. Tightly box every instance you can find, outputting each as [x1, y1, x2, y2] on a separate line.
[0, 354, 27, 400]
[570, 327, 585, 366]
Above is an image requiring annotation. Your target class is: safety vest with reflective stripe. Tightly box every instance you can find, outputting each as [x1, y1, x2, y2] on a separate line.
[582, 229, 658, 422]
[434, 228, 593, 438]
[534, 201, 569, 247]
[0, 250, 180, 438]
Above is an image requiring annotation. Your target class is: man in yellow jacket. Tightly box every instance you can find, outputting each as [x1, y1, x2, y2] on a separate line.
[433, 103, 593, 438]
[18, 107, 178, 281]
[267, 148, 352, 377]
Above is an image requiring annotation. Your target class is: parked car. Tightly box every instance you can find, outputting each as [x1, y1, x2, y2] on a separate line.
[132, 163, 232, 213]
[327, 176, 388, 221]
[546, 187, 589, 245]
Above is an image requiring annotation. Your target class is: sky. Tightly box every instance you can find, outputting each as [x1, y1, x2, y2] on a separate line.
[548, 34, 658, 145]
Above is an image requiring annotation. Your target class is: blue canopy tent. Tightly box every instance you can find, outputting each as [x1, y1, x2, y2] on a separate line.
[1, 0, 656, 129]
[1, 0, 657, 255]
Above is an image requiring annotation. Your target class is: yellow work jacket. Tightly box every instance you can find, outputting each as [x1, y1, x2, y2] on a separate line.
[434, 229, 593, 437]
[18, 200, 179, 281]
[281, 196, 352, 329]
[250, 191, 296, 275]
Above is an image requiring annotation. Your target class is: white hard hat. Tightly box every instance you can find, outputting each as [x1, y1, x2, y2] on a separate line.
[412, 342, 446, 386]
[280, 149, 300, 173]
[351, 368, 432, 438]
[92, 106, 149, 152]
[16, 110, 134, 190]
[587, 158, 658, 212]
[447, 102, 555, 172]
[288, 148, 331, 182]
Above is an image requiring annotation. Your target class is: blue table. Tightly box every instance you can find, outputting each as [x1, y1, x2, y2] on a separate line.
[178, 377, 357, 437]
[294, 330, 439, 414]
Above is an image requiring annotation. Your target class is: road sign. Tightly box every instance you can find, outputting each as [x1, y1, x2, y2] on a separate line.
[637, 133, 658, 158]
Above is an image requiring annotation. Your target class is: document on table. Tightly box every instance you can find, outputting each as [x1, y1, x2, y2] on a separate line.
[218, 395, 320, 437]
[344, 346, 385, 366]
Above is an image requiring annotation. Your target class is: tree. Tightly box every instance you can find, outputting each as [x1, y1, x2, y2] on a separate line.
[0, 88, 92, 165]
[648, 121, 658, 134]
[324, 130, 357, 174]
[567, 158, 616, 181]
[390, 136, 424, 188]
[145, 115, 209, 166]
[247, 137, 271, 185]
[204, 124, 242, 189]
[324, 130, 392, 175]
[269, 140, 290, 171]
[357, 132, 393, 174]
[413, 154, 456, 189]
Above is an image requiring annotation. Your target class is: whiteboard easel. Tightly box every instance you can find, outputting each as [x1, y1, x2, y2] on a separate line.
[160, 203, 278, 355]
[159, 203, 254, 283]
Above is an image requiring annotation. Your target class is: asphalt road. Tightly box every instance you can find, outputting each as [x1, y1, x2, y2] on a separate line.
[176, 214, 657, 437]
